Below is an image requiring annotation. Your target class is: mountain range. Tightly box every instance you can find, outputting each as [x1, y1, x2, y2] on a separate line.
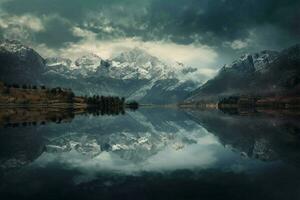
[0, 40, 202, 104]
[1, 39, 299, 104]
[187, 44, 300, 102]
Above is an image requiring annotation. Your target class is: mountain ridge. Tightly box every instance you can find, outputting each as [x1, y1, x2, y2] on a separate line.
[0, 40, 202, 104]
[186, 44, 300, 102]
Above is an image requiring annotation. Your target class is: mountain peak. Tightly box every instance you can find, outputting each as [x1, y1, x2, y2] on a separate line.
[0, 39, 35, 56]
[223, 50, 278, 73]
[45, 57, 72, 67]
[113, 47, 159, 64]
[186, 43, 300, 101]
[0, 40, 45, 84]
[75, 53, 102, 67]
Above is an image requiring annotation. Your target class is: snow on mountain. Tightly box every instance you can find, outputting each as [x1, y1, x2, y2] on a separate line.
[252, 50, 278, 73]
[223, 50, 279, 73]
[0, 39, 34, 57]
[44, 54, 102, 77]
[72, 54, 102, 77]
[75, 54, 101, 70]
[45, 57, 72, 74]
[128, 79, 157, 100]
[104, 48, 202, 102]
[0, 40, 45, 84]
[42, 48, 202, 103]
[187, 45, 300, 101]
[0, 39, 202, 103]
[105, 48, 176, 80]
[45, 57, 72, 68]
[96, 48, 201, 82]
[44, 48, 201, 83]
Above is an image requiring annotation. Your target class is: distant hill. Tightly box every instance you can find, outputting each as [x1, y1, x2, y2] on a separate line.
[187, 44, 300, 102]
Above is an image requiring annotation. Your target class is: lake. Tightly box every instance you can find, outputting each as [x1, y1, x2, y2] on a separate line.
[0, 107, 300, 200]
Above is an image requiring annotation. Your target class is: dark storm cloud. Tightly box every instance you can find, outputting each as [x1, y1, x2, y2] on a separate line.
[35, 16, 81, 48]
[1, 0, 299, 51]
[0, 0, 149, 46]
[145, 0, 300, 46]
[1, 0, 149, 22]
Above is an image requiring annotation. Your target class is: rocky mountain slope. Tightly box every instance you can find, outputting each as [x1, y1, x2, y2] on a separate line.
[0, 40, 45, 84]
[0, 40, 202, 104]
[187, 44, 300, 102]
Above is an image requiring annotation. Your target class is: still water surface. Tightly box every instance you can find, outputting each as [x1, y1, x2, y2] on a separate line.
[0, 108, 300, 200]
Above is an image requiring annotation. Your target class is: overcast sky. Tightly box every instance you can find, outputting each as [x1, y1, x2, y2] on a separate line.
[0, 0, 299, 75]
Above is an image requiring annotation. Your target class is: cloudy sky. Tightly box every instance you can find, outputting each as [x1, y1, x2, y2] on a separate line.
[0, 0, 299, 74]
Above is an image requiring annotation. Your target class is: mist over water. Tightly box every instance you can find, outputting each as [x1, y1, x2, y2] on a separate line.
[0, 108, 299, 200]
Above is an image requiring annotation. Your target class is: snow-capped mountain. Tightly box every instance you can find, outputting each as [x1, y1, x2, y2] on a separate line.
[0, 40, 202, 104]
[45, 54, 103, 77]
[107, 48, 175, 80]
[251, 50, 279, 73]
[42, 48, 202, 103]
[187, 44, 300, 101]
[73, 54, 102, 76]
[101, 48, 202, 82]
[44, 57, 73, 77]
[0, 40, 45, 84]
[45, 57, 72, 68]
[222, 50, 278, 73]
[44, 48, 200, 82]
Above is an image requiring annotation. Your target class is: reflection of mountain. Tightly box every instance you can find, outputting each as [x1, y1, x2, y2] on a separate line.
[187, 44, 300, 101]
[1, 109, 300, 200]
[43, 108, 204, 163]
[0, 40, 202, 104]
[186, 110, 300, 165]
[0, 108, 207, 172]
[1, 106, 300, 174]
[38, 108, 300, 166]
[0, 106, 127, 128]
[0, 127, 45, 171]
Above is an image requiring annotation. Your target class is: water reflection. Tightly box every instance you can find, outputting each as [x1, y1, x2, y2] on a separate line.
[186, 109, 300, 166]
[0, 107, 299, 200]
[0, 106, 127, 128]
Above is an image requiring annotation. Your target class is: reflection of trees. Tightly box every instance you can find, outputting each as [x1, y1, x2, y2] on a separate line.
[126, 101, 139, 110]
[0, 106, 128, 128]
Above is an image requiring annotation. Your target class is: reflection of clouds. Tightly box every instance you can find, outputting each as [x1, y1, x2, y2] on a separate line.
[32, 110, 271, 183]
[142, 143, 219, 171]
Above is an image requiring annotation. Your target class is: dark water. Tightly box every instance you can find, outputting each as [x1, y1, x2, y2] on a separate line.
[0, 108, 300, 200]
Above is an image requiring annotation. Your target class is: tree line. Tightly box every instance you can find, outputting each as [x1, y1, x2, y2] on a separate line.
[82, 95, 139, 110]
[4, 83, 47, 90]
[83, 95, 125, 114]
[1, 82, 139, 110]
